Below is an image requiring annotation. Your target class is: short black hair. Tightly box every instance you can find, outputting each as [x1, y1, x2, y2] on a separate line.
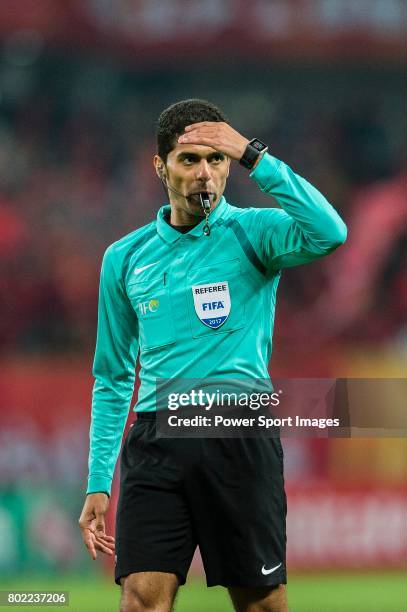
[157, 98, 228, 162]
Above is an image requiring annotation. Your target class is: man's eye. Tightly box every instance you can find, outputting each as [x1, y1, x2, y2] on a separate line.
[211, 156, 223, 163]
[183, 157, 195, 164]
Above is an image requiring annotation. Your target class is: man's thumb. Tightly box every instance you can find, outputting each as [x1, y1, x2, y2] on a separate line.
[95, 511, 105, 535]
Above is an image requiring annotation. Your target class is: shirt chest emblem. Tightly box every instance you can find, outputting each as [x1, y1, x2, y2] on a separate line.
[191, 281, 231, 329]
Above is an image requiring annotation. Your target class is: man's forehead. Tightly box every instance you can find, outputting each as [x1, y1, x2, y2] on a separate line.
[170, 143, 220, 158]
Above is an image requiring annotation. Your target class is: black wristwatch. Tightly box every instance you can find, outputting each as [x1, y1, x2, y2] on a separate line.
[239, 138, 268, 170]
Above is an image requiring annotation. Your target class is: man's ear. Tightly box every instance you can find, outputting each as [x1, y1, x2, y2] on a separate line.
[153, 155, 166, 180]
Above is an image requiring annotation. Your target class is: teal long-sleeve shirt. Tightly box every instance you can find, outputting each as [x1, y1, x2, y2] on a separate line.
[87, 152, 347, 495]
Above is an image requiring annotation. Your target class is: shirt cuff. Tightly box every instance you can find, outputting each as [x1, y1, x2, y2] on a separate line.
[87, 473, 112, 496]
[249, 151, 282, 191]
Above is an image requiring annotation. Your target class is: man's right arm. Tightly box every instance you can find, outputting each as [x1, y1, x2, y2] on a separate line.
[87, 244, 139, 496]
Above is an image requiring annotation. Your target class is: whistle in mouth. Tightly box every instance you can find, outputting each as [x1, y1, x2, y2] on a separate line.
[200, 192, 211, 213]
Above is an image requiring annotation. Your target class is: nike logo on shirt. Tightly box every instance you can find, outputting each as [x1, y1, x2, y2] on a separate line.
[134, 262, 159, 274]
[261, 562, 282, 575]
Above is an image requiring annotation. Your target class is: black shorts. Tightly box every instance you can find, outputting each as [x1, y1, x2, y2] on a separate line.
[115, 413, 287, 588]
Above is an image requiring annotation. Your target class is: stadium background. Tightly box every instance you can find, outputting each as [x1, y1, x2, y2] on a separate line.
[0, 1, 406, 610]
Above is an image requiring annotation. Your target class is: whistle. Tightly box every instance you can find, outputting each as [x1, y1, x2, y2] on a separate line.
[200, 192, 211, 213]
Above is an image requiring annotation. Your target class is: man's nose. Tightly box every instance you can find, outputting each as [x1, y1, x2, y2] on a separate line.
[196, 160, 211, 181]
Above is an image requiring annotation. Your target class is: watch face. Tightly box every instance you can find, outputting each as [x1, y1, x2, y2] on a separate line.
[252, 139, 266, 151]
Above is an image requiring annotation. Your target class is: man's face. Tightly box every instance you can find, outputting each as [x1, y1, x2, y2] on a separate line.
[154, 142, 230, 219]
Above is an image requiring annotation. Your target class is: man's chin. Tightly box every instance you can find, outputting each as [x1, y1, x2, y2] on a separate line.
[185, 203, 206, 218]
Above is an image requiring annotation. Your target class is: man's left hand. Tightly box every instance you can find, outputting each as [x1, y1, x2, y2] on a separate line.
[178, 122, 249, 161]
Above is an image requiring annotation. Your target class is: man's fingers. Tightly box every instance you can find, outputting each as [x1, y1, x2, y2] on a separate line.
[95, 534, 115, 552]
[184, 121, 226, 131]
[179, 134, 217, 146]
[184, 122, 210, 131]
[94, 539, 114, 555]
[82, 528, 115, 559]
[96, 534, 115, 543]
[83, 529, 97, 560]
[180, 128, 217, 139]
[84, 527, 115, 543]
[83, 532, 113, 559]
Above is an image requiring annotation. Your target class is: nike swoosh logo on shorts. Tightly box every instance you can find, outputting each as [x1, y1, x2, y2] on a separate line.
[134, 262, 159, 274]
[261, 562, 282, 575]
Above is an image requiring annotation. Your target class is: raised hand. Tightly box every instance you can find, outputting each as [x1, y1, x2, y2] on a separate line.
[178, 122, 249, 161]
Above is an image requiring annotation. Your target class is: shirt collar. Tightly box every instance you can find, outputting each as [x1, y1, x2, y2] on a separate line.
[156, 195, 229, 243]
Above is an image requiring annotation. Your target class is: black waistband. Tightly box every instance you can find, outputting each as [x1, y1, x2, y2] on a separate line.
[135, 412, 157, 420]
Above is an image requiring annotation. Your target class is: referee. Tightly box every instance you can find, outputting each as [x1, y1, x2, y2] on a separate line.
[79, 99, 347, 612]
